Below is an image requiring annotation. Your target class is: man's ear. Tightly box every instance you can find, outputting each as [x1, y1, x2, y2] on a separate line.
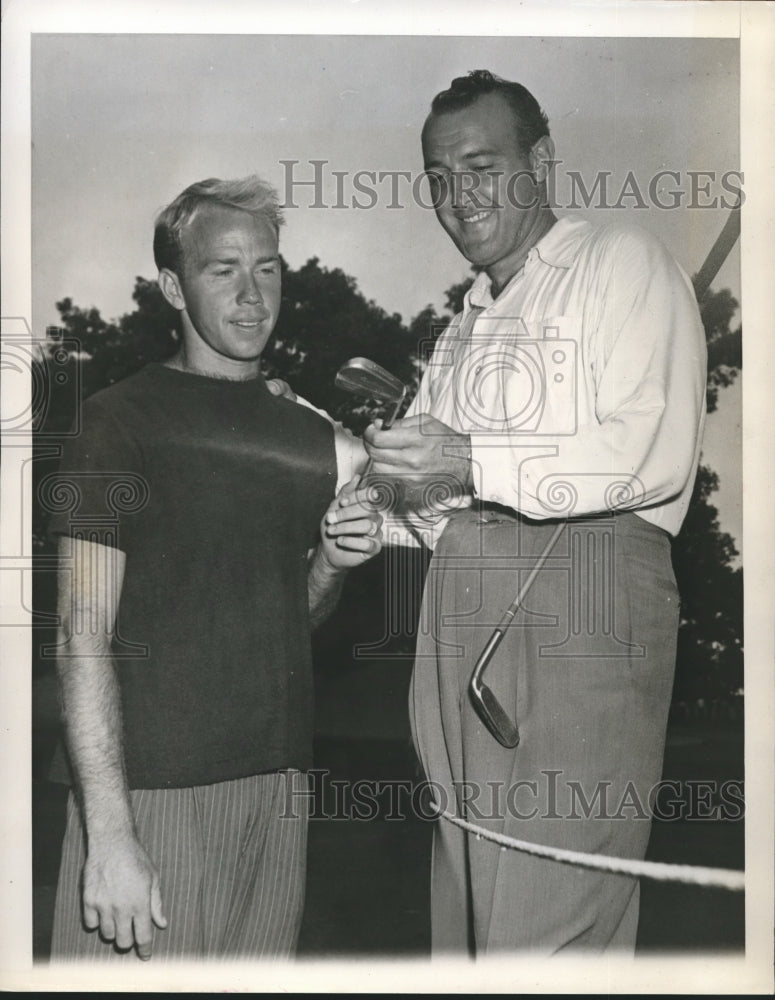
[158, 268, 186, 312]
[529, 135, 556, 185]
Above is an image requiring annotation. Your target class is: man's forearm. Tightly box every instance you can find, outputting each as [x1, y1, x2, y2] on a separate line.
[307, 545, 347, 630]
[57, 632, 135, 842]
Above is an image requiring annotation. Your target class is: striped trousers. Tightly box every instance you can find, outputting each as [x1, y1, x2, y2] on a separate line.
[50, 770, 310, 961]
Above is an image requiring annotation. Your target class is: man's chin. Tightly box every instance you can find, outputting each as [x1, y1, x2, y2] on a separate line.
[451, 236, 497, 268]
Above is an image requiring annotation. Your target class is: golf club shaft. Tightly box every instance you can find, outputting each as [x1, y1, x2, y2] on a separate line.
[471, 520, 566, 685]
[495, 520, 566, 628]
[692, 198, 741, 302]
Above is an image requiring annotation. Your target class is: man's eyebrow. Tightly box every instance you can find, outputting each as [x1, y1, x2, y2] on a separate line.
[204, 255, 239, 265]
[462, 148, 499, 159]
[424, 149, 500, 169]
[204, 253, 280, 266]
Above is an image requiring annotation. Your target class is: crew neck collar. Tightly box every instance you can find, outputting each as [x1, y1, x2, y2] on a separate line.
[147, 362, 269, 391]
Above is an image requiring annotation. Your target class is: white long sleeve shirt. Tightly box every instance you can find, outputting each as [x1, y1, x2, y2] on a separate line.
[397, 214, 707, 547]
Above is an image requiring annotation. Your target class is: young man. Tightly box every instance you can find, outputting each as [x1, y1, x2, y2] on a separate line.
[363, 71, 707, 955]
[49, 175, 380, 961]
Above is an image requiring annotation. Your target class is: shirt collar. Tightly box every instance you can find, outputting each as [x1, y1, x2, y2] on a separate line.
[533, 213, 591, 267]
[464, 214, 591, 310]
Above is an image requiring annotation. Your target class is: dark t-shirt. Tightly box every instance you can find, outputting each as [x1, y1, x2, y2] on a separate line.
[49, 363, 337, 788]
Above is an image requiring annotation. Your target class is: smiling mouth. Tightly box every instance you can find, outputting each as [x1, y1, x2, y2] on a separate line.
[459, 210, 493, 225]
[232, 318, 268, 328]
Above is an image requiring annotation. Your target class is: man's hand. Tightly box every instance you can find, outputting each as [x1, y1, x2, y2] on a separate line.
[266, 377, 297, 401]
[320, 477, 383, 571]
[83, 834, 167, 959]
[307, 478, 383, 628]
[362, 414, 473, 510]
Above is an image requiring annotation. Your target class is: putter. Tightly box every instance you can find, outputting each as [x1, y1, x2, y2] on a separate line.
[334, 357, 407, 479]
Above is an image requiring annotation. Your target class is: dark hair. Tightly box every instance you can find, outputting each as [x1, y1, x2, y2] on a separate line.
[153, 175, 284, 274]
[428, 70, 550, 153]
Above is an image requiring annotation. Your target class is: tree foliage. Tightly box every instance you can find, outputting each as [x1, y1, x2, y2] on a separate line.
[671, 465, 743, 703]
[699, 287, 742, 414]
[671, 286, 742, 706]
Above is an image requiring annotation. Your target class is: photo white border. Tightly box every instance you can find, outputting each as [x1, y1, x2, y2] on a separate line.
[2, 0, 773, 993]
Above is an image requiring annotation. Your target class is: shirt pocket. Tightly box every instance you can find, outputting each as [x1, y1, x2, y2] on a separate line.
[495, 314, 582, 437]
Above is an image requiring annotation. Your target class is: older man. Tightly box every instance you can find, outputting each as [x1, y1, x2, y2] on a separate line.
[363, 71, 707, 954]
[49, 175, 379, 961]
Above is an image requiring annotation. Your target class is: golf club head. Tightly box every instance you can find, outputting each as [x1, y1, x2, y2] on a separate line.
[334, 357, 406, 407]
[469, 628, 521, 748]
[473, 683, 520, 748]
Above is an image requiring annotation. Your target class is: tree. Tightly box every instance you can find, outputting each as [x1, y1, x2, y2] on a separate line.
[671, 286, 743, 707]
[55, 278, 179, 399]
[671, 466, 743, 704]
[699, 286, 742, 413]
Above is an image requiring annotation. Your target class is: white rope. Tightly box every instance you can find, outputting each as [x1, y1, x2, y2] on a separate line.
[432, 799, 745, 891]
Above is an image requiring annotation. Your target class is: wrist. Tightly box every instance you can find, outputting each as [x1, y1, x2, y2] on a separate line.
[310, 543, 346, 580]
[86, 824, 139, 861]
[81, 790, 136, 845]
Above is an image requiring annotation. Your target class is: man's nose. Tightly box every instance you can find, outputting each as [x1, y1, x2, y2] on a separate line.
[237, 272, 263, 303]
[451, 171, 484, 210]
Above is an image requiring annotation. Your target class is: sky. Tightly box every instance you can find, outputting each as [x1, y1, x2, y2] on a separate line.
[32, 34, 741, 329]
[29, 32, 742, 551]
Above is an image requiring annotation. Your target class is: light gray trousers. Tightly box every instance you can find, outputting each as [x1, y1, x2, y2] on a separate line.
[410, 510, 678, 956]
